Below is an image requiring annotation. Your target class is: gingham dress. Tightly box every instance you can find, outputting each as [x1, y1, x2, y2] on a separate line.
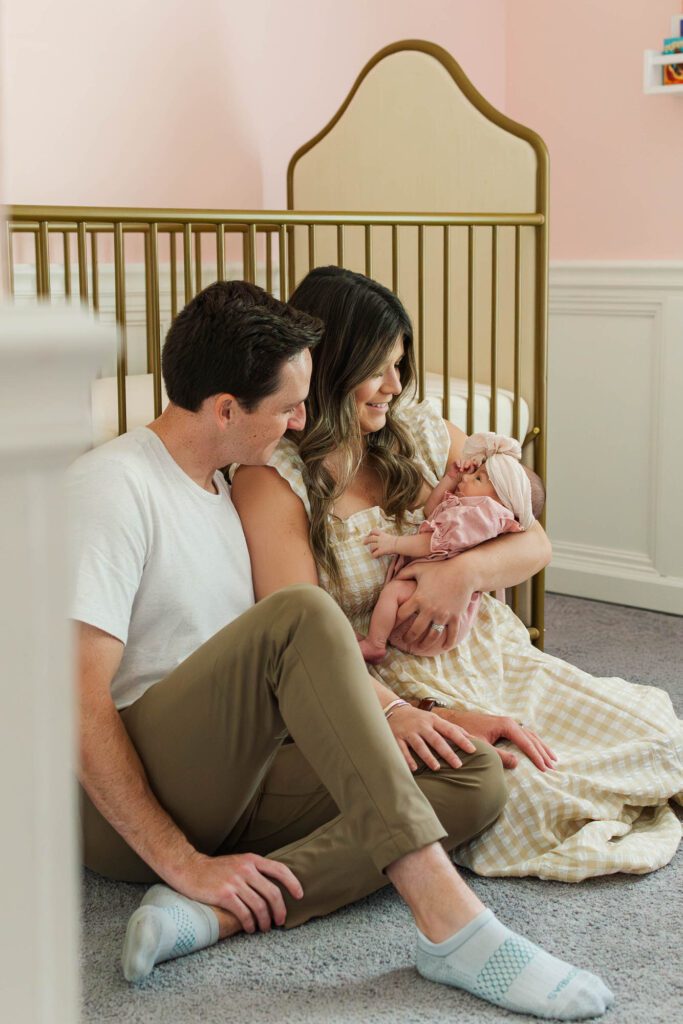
[267, 402, 683, 881]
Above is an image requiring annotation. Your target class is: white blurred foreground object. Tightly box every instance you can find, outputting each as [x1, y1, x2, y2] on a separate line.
[0, 306, 111, 1023]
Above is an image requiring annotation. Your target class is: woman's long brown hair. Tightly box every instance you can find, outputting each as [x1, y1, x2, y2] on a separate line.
[288, 266, 424, 595]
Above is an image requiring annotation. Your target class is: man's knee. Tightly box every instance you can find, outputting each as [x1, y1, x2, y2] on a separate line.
[469, 740, 508, 830]
[261, 584, 354, 644]
[433, 739, 508, 841]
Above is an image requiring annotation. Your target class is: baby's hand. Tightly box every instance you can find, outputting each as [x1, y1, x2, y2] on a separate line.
[449, 458, 477, 478]
[364, 529, 397, 558]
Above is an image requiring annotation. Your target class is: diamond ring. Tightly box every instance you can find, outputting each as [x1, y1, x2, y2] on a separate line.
[430, 623, 446, 633]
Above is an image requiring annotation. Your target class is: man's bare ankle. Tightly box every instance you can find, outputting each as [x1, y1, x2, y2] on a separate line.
[387, 842, 485, 944]
[212, 907, 242, 940]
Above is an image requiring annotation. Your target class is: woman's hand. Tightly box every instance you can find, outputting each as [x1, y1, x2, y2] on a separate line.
[386, 704, 477, 772]
[364, 528, 397, 559]
[391, 560, 474, 654]
[433, 708, 557, 772]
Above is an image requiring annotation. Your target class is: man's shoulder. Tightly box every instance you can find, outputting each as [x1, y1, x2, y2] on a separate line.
[67, 429, 158, 507]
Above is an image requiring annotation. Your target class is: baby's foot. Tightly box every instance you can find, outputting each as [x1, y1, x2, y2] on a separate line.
[358, 637, 387, 663]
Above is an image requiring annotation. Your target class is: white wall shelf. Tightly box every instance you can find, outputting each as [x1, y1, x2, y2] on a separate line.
[644, 13, 683, 94]
[644, 50, 683, 94]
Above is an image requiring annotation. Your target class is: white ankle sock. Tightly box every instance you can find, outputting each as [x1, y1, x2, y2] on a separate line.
[416, 909, 614, 1020]
[121, 884, 220, 983]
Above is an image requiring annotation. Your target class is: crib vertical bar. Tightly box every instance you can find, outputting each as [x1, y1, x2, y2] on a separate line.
[90, 231, 100, 313]
[490, 226, 498, 432]
[245, 223, 256, 283]
[37, 222, 50, 297]
[392, 224, 399, 294]
[336, 224, 344, 266]
[183, 224, 193, 303]
[113, 222, 127, 435]
[417, 224, 425, 403]
[170, 231, 178, 318]
[62, 232, 72, 298]
[308, 224, 316, 272]
[467, 226, 475, 437]
[442, 226, 450, 421]
[6, 227, 15, 298]
[144, 229, 155, 374]
[513, 227, 522, 441]
[265, 229, 273, 294]
[194, 230, 203, 292]
[278, 226, 287, 300]
[287, 226, 296, 297]
[533, 204, 550, 649]
[216, 224, 225, 284]
[149, 223, 162, 418]
[77, 223, 88, 303]
[364, 224, 372, 277]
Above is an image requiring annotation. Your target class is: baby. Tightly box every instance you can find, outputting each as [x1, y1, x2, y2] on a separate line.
[359, 432, 545, 662]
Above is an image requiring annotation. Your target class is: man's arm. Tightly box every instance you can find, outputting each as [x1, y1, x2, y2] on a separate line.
[78, 622, 198, 883]
[78, 621, 302, 930]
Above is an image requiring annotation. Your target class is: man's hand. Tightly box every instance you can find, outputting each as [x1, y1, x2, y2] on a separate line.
[433, 708, 557, 772]
[390, 560, 474, 654]
[171, 850, 304, 933]
[364, 528, 397, 559]
[386, 704, 477, 772]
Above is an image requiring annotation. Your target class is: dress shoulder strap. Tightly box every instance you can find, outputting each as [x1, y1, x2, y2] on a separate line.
[395, 399, 452, 483]
[264, 438, 312, 519]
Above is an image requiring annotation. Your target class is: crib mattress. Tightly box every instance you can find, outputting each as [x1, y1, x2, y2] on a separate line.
[91, 372, 529, 448]
[423, 372, 529, 442]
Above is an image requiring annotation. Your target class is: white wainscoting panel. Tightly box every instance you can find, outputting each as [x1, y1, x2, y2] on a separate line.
[547, 262, 683, 614]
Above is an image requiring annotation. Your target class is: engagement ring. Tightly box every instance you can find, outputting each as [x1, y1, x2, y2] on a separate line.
[430, 623, 446, 633]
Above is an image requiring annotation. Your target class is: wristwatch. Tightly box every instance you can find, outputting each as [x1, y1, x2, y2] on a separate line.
[417, 698, 446, 712]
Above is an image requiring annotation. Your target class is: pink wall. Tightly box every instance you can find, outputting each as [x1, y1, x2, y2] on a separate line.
[506, 0, 683, 259]
[2, 1, 681, 258]
[1, 0, 506, 210]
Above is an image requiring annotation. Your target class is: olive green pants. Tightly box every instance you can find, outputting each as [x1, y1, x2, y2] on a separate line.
[82, 585, 507, 927]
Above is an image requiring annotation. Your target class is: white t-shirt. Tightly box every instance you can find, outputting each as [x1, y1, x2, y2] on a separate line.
[67, 427, 255, 709]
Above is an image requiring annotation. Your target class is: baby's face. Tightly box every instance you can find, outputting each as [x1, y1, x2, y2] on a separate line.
[456, 466, 500, 502]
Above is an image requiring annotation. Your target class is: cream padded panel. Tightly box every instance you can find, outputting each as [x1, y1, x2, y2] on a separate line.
[291, 50, 537, 213]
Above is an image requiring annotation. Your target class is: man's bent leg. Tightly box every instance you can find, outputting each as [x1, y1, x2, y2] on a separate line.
[230, 738, 506, 928]
[82, 585, 444, 882]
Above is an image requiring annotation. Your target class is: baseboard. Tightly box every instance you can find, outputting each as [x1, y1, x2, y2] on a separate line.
[547, 539, 683, 615]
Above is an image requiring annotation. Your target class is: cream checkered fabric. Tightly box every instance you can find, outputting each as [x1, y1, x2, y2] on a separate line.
[268, 402, 683, 881]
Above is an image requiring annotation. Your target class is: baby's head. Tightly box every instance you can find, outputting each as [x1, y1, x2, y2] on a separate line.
[457, 462, 545, 524]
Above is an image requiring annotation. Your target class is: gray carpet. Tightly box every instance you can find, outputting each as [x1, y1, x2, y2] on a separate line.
[82, 594, 683, 1023]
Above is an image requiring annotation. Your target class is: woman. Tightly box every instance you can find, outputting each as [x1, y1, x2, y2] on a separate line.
[233, 266, 683, 883]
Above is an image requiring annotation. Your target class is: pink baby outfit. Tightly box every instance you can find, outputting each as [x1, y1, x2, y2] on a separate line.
[387, 493, 521, 648]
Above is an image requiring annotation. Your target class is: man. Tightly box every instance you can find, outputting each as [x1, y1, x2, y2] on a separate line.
[71, 281, 612, 1020]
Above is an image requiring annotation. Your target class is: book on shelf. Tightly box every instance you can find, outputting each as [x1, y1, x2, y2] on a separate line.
[662, 36, 683, 86]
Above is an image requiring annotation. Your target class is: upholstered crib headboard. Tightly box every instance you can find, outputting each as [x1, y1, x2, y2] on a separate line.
[288, 39, 548, 441]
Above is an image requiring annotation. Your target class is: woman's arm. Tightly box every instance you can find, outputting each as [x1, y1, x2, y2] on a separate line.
[395, 420, 551, 653]
[231, 465, 319, 598]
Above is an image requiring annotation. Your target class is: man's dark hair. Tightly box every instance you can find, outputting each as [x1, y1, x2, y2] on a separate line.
[162, 280, 323, 412]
